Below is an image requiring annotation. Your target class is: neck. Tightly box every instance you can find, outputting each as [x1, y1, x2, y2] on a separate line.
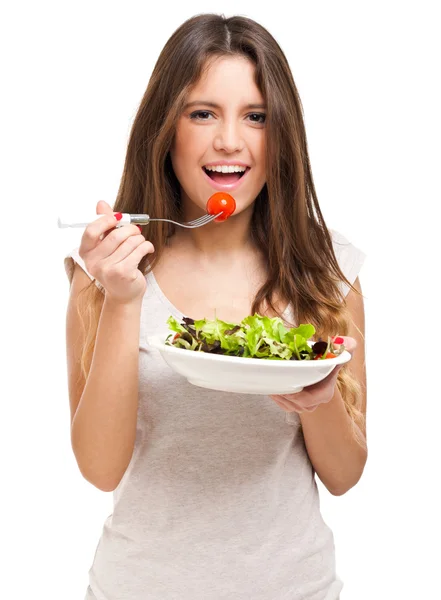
[171, 205, 257, 261]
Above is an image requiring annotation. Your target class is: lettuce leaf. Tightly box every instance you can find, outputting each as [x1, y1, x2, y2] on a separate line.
[165, 313, 341, 361]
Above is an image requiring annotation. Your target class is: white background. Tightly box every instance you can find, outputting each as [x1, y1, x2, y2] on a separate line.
[1, 1, 439, 598]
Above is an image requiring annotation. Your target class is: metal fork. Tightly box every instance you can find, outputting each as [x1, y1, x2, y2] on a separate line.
[139, 213, 221, 229]
[57, 212, 222, 229]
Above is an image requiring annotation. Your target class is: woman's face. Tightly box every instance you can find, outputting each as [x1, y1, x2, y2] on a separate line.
[170, 55, 267, 219]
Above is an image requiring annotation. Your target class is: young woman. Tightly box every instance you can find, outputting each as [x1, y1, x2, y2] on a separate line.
[64, 13, 367, 600]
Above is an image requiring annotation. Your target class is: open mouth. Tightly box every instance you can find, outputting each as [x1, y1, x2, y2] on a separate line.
[202, 167, 250, 184]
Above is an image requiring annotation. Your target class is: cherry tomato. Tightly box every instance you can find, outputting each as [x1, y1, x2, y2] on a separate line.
[206, 193, 236, 222]
[314, 352, 337, 360]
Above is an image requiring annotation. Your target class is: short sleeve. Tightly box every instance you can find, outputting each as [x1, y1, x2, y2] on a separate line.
[64, 247, 105, 293]
[330, 229, 366, 297]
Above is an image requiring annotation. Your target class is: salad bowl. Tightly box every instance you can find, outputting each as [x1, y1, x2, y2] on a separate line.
[147, 334, 352, 395]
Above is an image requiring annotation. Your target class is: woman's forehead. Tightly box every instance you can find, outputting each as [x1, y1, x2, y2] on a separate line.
[187, 56, 264, 105]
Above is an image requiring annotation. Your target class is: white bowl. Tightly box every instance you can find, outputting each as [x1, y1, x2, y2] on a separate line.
[147, 334, 352, 395]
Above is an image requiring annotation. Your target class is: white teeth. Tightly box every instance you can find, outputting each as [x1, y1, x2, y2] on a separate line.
[204, 165, 247, 173]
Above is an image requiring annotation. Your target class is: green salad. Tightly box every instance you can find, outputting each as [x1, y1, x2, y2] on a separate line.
[165, 314, 345, 361]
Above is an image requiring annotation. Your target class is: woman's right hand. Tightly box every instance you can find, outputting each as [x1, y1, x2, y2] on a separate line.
[78, 200, 155, 305]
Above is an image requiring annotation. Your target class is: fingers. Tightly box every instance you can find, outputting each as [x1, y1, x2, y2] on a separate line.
[99, 226, 153, 265]
[83, 231, 154, 287]
[96, 200, 113, 214]
[112, 236, 155, 272]
[271, 393, 323, 414]
[79, 214, 120, 256]
[272, 394, 306, 414]
[269, 339, 357, 416]
[96, 201, 117, 241]
[340, 336, 357, 353]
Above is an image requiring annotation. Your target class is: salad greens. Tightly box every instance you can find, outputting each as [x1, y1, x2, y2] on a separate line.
[165, 314, 345, 361]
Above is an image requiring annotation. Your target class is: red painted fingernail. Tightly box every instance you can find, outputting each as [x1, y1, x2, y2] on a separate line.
[137, 225, 142, 232]
[114, 212, 123, 221]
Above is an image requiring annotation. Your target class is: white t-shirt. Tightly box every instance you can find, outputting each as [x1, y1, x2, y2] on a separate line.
[64, 229, 366, 600]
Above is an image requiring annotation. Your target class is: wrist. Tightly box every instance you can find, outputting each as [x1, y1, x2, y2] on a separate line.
[104, 295, 144, 312]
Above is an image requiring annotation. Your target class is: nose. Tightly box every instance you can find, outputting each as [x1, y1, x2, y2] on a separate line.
[213, 118, 245, 153]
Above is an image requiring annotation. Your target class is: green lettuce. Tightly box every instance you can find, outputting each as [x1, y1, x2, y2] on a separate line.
[164, 314, 343, 361]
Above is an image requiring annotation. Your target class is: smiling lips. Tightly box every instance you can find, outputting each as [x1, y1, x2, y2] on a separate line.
[202, 166, 251, 191]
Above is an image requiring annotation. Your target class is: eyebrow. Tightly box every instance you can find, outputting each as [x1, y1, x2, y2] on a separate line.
[184, 100, 266, 110]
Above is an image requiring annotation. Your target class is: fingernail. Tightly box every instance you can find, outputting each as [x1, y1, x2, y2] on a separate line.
[137, 225, 142, 232]
[114, 212, 123, 221]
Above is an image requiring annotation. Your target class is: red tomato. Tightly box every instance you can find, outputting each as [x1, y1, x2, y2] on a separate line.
[206, 193, 236, 222]
[314, 352, 337, 360]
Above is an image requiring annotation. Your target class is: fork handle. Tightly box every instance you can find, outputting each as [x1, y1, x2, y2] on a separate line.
[57, 213, 151, 228]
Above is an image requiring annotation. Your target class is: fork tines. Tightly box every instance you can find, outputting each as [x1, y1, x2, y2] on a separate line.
[186, 214, 218, 227]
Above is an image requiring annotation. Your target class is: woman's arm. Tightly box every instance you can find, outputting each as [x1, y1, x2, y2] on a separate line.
[67, 265, 143, 492]
[299, 277, 367, 495]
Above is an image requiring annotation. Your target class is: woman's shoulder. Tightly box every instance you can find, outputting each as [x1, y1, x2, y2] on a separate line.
[328, 227, 366, 258]
[328, 228, 367, 297]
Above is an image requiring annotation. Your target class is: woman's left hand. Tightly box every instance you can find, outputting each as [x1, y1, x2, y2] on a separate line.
[270, 336, 357, 414]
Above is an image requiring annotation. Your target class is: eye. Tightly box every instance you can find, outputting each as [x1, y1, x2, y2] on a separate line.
[189, 111, 266, 125]
[189, 111, 213, 121]
[248, 113, 266, 125]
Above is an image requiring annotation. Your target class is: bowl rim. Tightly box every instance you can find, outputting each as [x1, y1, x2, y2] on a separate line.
[147, 334, 352, 368]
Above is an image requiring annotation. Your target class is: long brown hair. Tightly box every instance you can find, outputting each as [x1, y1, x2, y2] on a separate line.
[76, 13, 366, 448]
